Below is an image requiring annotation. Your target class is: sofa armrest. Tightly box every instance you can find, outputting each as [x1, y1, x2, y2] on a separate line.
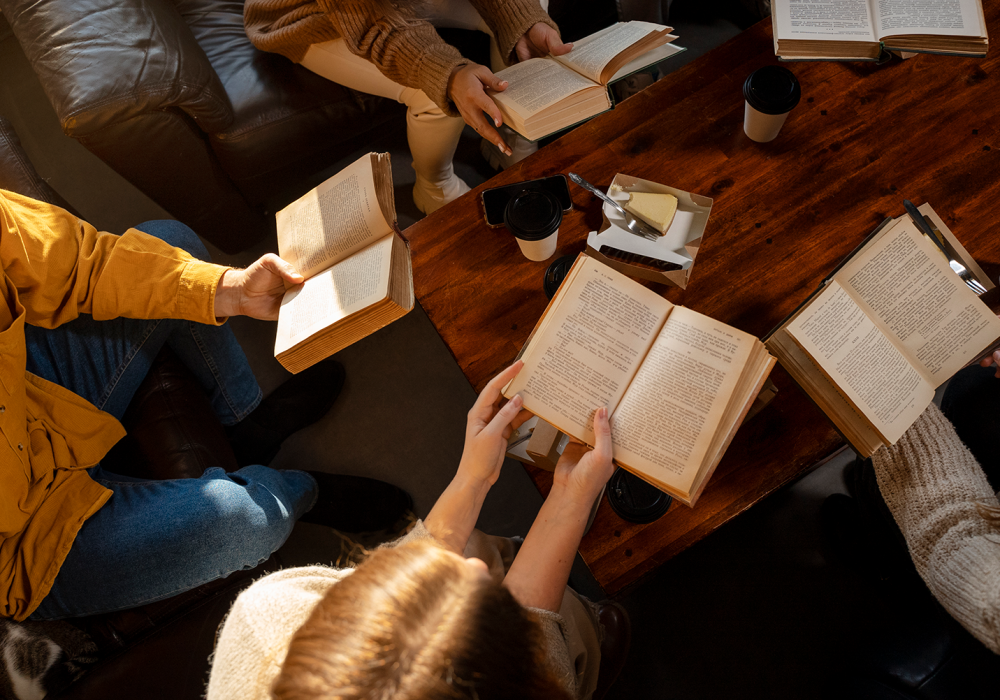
[0, 116, 79, 214]
[0, 0, 233, 136]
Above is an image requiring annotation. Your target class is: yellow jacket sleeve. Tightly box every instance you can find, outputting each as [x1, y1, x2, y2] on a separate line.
[0, 191, 229, 328]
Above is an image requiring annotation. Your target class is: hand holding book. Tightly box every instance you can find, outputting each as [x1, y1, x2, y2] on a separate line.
[215, 254, 304, 321]
[553, 407, 616, 508]
[457, 361, 533, 488]
[979, 335, 1000, 378]
[449, 23, 572, 156]
[514, 22, 574, 62]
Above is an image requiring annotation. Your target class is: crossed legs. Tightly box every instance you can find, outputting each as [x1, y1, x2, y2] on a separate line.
[26, 221, 317, 620]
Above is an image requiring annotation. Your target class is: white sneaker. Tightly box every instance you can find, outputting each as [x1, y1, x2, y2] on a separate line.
[480, 125, 538, 171]
[412, 174, 471, 215]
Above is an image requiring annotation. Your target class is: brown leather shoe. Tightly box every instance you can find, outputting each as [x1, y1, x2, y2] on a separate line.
[593, 600, 631, 700]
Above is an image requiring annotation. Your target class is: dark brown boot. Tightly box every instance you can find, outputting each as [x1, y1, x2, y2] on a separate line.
[593, 600, 631, 700]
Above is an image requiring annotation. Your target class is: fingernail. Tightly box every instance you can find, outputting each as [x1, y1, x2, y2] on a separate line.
[494, 117, 501, 127]
[500, 80, 508, 87]
[599, 407, 607, 419]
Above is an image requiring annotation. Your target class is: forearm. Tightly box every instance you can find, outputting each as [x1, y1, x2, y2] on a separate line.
[873, 403, 1000, 652]
[503, 483, 592, 612]
[424, 471, 492, 554]
[214, 269, 243, 319]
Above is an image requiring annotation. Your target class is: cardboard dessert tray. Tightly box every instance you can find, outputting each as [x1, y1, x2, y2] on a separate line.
[586, 173, 712, 289]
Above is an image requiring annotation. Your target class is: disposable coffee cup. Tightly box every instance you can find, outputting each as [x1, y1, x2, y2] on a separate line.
[504, 190, 561, 262]
[743, 65, 801, 143]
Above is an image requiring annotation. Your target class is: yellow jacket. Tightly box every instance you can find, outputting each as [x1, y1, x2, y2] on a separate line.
[1, 190, 229, 620]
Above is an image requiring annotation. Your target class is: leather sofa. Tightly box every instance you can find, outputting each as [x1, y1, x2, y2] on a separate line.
[0, 0, 613, 255]
[0, 0, 403, 253]
[0, 115, 287, 699]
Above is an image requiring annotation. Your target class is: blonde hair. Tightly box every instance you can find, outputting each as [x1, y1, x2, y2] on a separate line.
[272, 540, 572, 700]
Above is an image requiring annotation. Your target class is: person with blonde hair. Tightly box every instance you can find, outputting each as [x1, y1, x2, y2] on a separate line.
[207, 361, 630, 700]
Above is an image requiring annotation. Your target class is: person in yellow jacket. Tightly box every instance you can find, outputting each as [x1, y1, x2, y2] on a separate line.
[1, 190, 410, 622]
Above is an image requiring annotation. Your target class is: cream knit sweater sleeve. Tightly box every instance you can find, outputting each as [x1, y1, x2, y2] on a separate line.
[872, 402, 1000, 653]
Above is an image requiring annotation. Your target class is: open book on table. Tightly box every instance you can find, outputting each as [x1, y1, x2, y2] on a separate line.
[273, 153, 414, 374]
[765, 206, 999, 457]
[502, 254, 776, 506]
[491, 21, 683, 141]
[772, 0, 987, 60]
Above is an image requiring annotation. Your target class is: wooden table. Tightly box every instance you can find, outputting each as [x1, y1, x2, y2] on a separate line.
[407, 11, 1000, 595]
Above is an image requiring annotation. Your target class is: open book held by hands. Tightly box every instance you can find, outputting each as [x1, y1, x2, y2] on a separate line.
[765, 205, 999, 457]
[491, 22, 684, 141]
[503, 254, 775, 506]
[772, 0, 987, 61]
[273, 153, 414, 373]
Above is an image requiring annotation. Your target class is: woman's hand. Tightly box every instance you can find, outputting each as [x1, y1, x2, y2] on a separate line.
[514, 22, 573, 62]
[552, 407, 615, 506]
[215, 254, 303, 320]
[980, 348, 1000, 378]
[448, 63, 513, 156]
[457, 361, 533, 487]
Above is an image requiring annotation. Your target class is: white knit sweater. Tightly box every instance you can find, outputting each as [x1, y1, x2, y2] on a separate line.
[205, 522, 579, 700]
[872, 403, 1000, 653]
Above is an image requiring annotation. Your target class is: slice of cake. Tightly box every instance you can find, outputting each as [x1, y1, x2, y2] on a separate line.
[623, 192, 678, 235]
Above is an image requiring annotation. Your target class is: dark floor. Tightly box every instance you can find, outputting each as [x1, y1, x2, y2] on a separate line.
[0, 7, 904, 699]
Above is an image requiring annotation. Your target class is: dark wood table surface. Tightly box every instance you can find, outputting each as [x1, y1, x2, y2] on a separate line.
[406, 10, 1000, 595]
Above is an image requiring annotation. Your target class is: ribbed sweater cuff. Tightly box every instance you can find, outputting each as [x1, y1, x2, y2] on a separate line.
[414, 45, 469, 117]
[873, 404, 995, 505]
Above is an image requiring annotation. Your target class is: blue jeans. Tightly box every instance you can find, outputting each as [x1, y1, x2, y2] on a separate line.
[26, 221, 317, 620]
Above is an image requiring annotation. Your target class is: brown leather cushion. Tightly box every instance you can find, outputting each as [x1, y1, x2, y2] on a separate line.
[171, 0, 402, 205]
[0, 116, 79, 214]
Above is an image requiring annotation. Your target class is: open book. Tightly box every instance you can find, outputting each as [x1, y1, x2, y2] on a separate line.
[765, 209, 1000, 457]
[273, 153, 414, 373]
[503, 255, 775, 506]
[772, 0, 988, 60]
[491, 22, 683, 141]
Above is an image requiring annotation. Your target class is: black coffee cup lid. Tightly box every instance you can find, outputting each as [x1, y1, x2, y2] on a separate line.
[505, 190, 561, 241]
[744, 65, 801, 115]
[606, 468, 672, 524]
[543, 255, 577, 299]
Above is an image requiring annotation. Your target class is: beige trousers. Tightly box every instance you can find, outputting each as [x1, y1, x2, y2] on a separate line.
[464, 529, 602, 700]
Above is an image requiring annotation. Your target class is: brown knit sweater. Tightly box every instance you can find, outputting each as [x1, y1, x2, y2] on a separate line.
[244, 0, 557, 116]
[872, 403, 1000, 653]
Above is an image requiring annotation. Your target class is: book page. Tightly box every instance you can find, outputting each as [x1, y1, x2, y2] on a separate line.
[610, 307, 754, 491]
[505, 257, 673, 443]
[492, 58, 600, 118]
[608, 43, 685, 84]
[875, 0, 985, 38]
[835, 218, 1000, 386]
[786, 280, 932, 444]
[774, 0, 877, 42]
[274, 234, 393, 355]
[276, 154, 392, 280]
[553, 22, 661, 84]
